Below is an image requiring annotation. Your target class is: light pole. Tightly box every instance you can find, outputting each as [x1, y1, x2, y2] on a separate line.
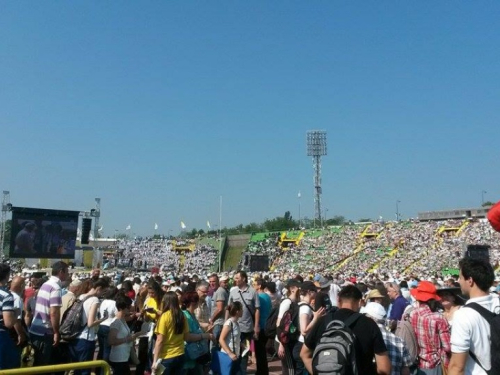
[396, 200, 401, 222]
[298, 191, 301, 228]
[481, 190, 487, 206]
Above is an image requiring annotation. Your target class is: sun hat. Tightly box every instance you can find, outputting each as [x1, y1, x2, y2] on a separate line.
[366, 289, 384, 300]
[314, 276, 332, 289]
[410, 281, 441, 302]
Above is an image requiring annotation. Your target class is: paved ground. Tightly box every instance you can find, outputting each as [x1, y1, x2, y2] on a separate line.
[247, 356, 282, 375]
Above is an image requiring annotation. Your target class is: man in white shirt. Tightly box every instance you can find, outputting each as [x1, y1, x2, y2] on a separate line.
[449, 257, 500, 375]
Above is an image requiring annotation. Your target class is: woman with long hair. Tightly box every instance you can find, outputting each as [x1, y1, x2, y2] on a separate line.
[410, 281, 451, 375]
[68, 278, 110, 375]
[293, 281, 324, 375]
[136, 280, 165, 375]
[152, 292, 190, 374]
[276, 279, 301, 375]
[108, 294, 145, 375]
[181, 292, 214, 375]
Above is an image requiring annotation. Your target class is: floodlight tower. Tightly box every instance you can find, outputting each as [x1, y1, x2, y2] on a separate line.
[0, 191, 11, 256]
[307, 131, 327, 226]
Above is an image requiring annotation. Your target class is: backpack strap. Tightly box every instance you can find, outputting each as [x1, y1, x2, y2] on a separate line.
[464, 302, 495, 323]
[463, 302, 495, 372]
[343, 312, 362, 328]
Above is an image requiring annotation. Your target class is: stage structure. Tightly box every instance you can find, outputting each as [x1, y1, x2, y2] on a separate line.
[0, 193, 103, 268]
[307, 131, 327, 226]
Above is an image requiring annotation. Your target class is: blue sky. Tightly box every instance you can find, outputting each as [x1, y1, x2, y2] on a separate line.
[1, 2, 500, 236]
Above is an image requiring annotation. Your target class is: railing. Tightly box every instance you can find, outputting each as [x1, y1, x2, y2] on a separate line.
[0, 360, 111, 375]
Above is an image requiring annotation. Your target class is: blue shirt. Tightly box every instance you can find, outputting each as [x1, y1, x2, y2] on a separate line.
[258, 292, 272, 329]
[389, 295, 410, 321]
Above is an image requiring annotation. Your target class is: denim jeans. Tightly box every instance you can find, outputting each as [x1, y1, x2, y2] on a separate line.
[96, 325, 111, 375]
[0, 330, 20, 370]
[160, 354, 185, 374]
[68, 339, 96, 375]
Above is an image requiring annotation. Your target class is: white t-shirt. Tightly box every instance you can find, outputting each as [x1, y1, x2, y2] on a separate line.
[109, 318, 132, 363]
[11, 291, 23, 320]
[221, 318, 240, 356]
[451, 293, 500, 375]
[99, 299, 117, 327]
[78, 295, 100, 341]
[298, 303, 313, 343]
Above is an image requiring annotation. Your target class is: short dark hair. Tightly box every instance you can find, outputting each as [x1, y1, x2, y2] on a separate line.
[51, 261, 68, 276]
[115, 294, 132, 311]
[92, 278, 110, 290]
[265, 281, 277, 294]
[0, 264, 10, 282]
[339, 285, 363, 302]
[237, 270, 248, 283]
[459, 257, 494, 292]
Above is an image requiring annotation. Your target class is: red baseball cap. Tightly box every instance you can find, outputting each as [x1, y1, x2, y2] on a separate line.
[487, 201, 500, 232]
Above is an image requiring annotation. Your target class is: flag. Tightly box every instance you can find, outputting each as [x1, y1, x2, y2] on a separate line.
[126, 224, 131, 230]
[98, 226, 103, 232]
[181, 221, 186, 229]
[154, 223, 158, 230]
[207, 221, 211, 229]
[298, 191, 301, 198]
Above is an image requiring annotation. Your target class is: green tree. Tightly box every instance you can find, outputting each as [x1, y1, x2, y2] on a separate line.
[482, 201, 495, 207]
[357, 218, 373, 223]
[326, 216, 346, 226]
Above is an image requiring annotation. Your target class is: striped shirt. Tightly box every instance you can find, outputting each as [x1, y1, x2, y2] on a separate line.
[0, 286, 15, 331]
[29, 276, 62, 336]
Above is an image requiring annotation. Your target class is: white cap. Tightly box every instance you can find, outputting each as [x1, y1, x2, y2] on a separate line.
[364, 302, 387, 321]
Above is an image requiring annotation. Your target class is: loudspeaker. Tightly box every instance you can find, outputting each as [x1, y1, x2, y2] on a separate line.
[463, 244, 490, 263]
[81, 218, 92, 244]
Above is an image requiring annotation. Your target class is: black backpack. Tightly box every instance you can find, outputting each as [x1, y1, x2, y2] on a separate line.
[312, 313, 361, 375]
[277, 299, 300, 344]
[60, 296, 90, 341]
[264, 304, 281, 339]
[464, 302, 500, 375]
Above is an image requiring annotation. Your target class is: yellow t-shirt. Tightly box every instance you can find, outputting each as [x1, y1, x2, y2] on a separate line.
[155, 310, 189, 359]
[144, 297, 160, 322]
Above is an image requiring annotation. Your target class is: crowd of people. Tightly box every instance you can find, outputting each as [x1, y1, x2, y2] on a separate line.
[0, 256, 498, 375]
[114, 238, 219, 274]
[244, 219, 500, 280]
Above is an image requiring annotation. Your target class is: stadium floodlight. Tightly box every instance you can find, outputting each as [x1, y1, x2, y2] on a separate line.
[306, 131, 327, 226]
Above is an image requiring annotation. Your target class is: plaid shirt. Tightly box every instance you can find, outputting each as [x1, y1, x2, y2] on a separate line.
[410, 305, 451, 369]
[377, 324, 413, 375]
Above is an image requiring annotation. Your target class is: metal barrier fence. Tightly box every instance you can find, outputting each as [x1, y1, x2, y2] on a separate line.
[0, 360, 111, 375]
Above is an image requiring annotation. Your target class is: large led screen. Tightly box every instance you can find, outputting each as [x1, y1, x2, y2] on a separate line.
[9, 207, 79, 259]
